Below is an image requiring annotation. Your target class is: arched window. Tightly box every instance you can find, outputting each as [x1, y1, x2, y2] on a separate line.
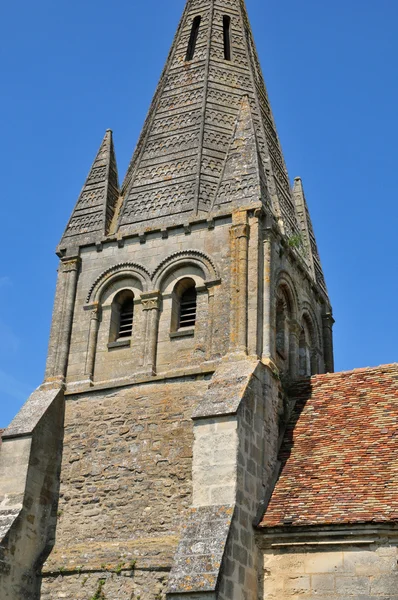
[171, 278, 197, 333]
[223, 16, 231, 61]
[186, 16, 201, 61]
[109, 290, 135, 343]
[276, 297, 287, 358]
[299, 315, 318, 377]
[276, 288, 292, 360]
[299, 326, 311, 377]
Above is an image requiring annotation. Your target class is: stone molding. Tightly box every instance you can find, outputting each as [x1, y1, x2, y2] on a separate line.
[86, 261, 152, 302]
[152, 249, 220, 289]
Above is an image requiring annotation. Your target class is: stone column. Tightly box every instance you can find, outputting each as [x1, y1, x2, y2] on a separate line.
[289, 319, 301, 381]
[84, 302, 101, 383]
[322, 312, 335, 373]
[45, 256, 80, 383]
[206, 284, 215, 360]
[262, 227, 274, 364]
[141, 291, 161, 375]
[230, 217, 249, 354]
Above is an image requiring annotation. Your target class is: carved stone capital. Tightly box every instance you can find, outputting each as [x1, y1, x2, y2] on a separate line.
[61, 257, 81, 273]
[290, 319, 302, 339]
[141, 291, 161, 311]
[84, 302, 102, 321]
[231, 223, 249, 240]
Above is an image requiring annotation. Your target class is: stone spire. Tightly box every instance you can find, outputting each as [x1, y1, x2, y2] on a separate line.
[292, 176, 327, 294]
[213, 96, 267, 209]
[116, 0, 300, 238]
[58, 130, 119, 251]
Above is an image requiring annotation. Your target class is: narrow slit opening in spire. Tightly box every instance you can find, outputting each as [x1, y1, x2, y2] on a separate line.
[186, 16, 201, 61]
[223, 16, 231, 61]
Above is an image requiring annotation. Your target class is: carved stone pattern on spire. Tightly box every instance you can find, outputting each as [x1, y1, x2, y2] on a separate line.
[142, 131, 200, 159]
[157, 88, 203, 112]
[118, 0, 314, 239]
[151, 110, 202, 135]
[134, 158, 198, 186]
[121, 181, 196, 223]
[60, 130, 119, 245]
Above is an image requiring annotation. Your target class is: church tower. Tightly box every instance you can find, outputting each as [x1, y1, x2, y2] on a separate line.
[0, 1, 333, 598]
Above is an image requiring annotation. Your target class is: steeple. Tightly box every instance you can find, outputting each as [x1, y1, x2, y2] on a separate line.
[58, 129, 119, 251]
[56, 0, 328, 295]
[117, 0, 299, 237]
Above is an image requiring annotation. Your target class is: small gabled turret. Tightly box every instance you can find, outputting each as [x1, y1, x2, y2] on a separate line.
[292, 177, 328, 296]
[58, 130, 119, 252]
[213, 96, 268, 210]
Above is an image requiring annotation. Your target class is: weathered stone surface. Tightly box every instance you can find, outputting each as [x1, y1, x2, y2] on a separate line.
[40, 377, 209, 599]
[4, 386, 62, 438]
[192, 359, 259, 418]
[0, 386, 64, 599]
[260, 540, 398, 600]
[167, 505, 234, 594]
[58, 129, 119, 250]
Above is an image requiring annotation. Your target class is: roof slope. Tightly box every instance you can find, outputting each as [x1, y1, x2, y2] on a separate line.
[260, 364, 398, 528]
[118, 0, 298, 236]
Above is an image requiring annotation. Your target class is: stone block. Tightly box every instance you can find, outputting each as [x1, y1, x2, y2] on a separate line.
[284, 574, 311, 593]
[305, 551, 344, 574]
[312, 573, 335, 592]
[335, 575, 370, 595]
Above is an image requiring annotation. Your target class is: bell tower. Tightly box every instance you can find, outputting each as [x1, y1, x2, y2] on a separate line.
[0, 1, 333, 599]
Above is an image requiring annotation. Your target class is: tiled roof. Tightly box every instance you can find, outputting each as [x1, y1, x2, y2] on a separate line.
[260, 364, 398, 528]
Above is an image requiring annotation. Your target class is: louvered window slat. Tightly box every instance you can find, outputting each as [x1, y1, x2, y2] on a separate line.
[179, 286, 197, 329]
[118, 299, 134, 338]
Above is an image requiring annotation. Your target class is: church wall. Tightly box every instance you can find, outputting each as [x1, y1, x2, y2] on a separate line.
[260, 539, 398, 599]
[40, 375, 210, 600]
[65, 219, 231, 387]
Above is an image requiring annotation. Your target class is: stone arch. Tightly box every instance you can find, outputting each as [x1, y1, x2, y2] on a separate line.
[300, 302, 321, 348]
[274, 271, 300, 379]
[86, 262, 151, 304]
[274, 270, 299, 321]
[152, 250, 220, 291]
[299, 303, 322, 376]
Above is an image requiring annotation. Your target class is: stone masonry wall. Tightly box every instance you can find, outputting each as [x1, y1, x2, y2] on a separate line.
[261, 541, 398, 599]
[66, 220, 231, 388]
[0, 387, 64, 600]
[218, 364, 281, 600]
[40, 375, 210, 600]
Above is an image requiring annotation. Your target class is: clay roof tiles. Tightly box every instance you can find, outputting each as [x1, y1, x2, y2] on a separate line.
[260, 363, 398, 528]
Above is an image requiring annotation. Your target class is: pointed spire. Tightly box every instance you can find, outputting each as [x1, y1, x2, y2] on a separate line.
[58, 130, 119, 250]
[292, 177, 328, 295]
[116, 0, 300, 237]
[213, 96, 267, 209]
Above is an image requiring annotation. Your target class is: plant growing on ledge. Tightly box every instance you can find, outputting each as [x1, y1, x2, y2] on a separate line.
[287, 233, 303, 249]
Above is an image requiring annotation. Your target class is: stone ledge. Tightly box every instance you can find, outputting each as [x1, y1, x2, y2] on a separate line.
[192, 359, 261, 419]
[65, 362, 219, 396]
[170, 329, 195, 339]
[107, 338, 131, 349]
[3, 386, 64, 439]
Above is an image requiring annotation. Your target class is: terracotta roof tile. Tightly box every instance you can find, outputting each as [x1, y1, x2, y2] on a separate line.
[260, 364, 398, 528]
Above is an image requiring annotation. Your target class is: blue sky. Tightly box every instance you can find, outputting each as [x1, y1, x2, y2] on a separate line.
[0, 0, 397, 427]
